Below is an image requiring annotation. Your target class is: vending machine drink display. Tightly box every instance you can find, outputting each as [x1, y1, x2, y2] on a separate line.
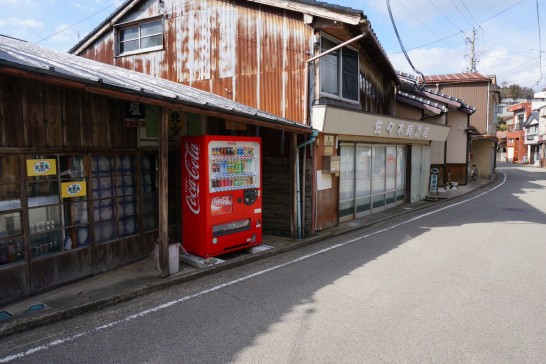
[181, 135, 262, 257]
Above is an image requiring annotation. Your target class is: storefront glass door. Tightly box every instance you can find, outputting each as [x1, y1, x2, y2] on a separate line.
[339, 143, 406, 222]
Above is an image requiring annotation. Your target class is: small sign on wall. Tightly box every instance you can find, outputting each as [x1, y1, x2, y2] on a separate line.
[323, 135, 335, 156]
[429, 167, 439, 193]
[124, 101, 146, 127]
[26, 159, 57, 177]
[61, 181, 87, 198]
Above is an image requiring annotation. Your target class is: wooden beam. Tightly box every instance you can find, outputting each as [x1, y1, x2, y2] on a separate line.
[159, 107, 169, 277]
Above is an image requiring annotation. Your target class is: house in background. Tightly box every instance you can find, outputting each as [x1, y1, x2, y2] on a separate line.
[539, 105, 546, 167]
[506, 101, 531, 163]
[421, 73, 499, 180]
[396, 72, 475, 186]
[523, 111, 540, 165]
[529, 91, 546, 166]
[70, 0, 452, 235]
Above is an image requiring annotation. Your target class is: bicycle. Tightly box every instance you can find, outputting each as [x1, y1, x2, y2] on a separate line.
[467, 165, 478, 181]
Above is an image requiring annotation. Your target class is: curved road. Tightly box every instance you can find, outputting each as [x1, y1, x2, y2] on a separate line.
[2, 162, 546, 363]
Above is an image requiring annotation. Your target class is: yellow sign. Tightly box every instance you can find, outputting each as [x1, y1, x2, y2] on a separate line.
[26, 159, 57, 176]
[61, 181, 87, 198]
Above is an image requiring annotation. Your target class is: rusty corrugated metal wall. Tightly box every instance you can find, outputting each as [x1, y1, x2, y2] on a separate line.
[79, 0, 311, 123]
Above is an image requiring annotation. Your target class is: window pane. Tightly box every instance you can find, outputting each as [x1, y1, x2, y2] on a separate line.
[342, 48, 358, 101]
[93, 199, 114, 222]
[116, 175, 135, 196]
[386, 147, 396, 190]
[29, 205, 60, 233]
[0, 236, 24, 264]
[116, 155, 136, 175]
[396, 146, 406, 190]
[141, 21, 162, 36]
[320, 37, 339, 96]
[92, 156, 114, 176]
[141, 34, 162, 49]
[120, 26, 138, 41]
[120, 40, 139, 54]
[117, 196, 136, 218]
[27, 181, 60, 206]
[0, 212, 21, 238]
[0, 156, 19, 182]
[372, 146, 386, 194]
[0, 183, 21, 211]
[63, 202, 88, 225]
[355, 145, 371, 197]
[59, 155, 85, 179]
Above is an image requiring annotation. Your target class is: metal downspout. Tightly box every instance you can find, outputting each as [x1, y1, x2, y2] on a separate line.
[296, 130, 318, 239]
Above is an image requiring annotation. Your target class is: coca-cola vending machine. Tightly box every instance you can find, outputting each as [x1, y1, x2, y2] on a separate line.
[181, 135, 262, 257]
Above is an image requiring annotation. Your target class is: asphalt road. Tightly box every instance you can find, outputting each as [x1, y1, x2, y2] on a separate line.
[1, 162, 546, 363]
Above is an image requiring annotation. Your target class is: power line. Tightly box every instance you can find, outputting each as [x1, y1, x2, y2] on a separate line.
[458, 0, 479, 24]
[535, 0, 543, 87]
[449, 0, 474, 28]
[386, 0, 424, 81]
[390, 0, 528, 54]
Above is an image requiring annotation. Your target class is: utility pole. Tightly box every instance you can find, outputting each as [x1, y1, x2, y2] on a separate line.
[465, 28, 478, 72]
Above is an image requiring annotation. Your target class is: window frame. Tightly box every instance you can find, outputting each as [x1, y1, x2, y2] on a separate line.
[116, 17, 164, 57]
[319, 34, 360, 104]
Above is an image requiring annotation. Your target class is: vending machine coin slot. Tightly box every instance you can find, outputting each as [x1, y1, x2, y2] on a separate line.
[244, 189, 258, 205]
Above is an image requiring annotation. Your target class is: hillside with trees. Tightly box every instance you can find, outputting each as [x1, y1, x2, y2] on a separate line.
[499, 83, 535, 99]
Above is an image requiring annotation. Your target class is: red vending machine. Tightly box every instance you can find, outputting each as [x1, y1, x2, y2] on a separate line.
[181, 135, 262, 257]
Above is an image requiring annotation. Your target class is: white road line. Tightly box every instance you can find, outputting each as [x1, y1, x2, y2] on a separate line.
[0, 172, 506, 363]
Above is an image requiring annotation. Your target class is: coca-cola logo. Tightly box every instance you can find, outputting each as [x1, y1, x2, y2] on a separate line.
[184, 140, 201, 214]
[211, 195, 232, 216]
[212, 196, 232, 207]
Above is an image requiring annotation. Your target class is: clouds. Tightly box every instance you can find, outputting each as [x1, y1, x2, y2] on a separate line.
[347, 0, 546, 90]
[0, 17, 42, 29]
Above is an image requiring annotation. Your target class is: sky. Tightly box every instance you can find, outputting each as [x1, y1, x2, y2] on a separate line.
[0, 0, 545, 91]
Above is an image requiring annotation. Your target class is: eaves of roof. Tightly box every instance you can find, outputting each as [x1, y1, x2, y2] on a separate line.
[396, 91, 446, 115]
[397, 71, 475, 115]
[1, 35, 312, 134]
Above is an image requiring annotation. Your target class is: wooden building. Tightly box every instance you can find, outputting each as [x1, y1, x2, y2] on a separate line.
[70, 0, 453, 235]
[0, 35, 312, 306]
[422, 73, 500, 180]
[397, 72, 476, 186]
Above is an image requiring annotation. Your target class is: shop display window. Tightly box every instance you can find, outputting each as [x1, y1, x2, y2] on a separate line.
[59, 155, 90, 250]
[26, 155, 62, 258]
[0, 156, 21, 211]
[141, 154, 158, 231]
[92, 154, 138, 242]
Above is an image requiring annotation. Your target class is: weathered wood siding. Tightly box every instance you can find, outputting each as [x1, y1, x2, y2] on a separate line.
[0, 75, 138, 149]
[0, 73, 155, 306]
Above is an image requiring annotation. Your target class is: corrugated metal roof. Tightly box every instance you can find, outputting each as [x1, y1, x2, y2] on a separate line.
[0, 35, 312, 133]
[292, 0, 362, 14]
[422, 72, 491, 84]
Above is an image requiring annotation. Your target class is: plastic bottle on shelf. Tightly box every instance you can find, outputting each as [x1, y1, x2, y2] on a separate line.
[7, 240, 16, 262]
[15, 241, 23, 260]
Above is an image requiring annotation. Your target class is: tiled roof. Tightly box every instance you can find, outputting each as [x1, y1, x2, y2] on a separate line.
[397, 71, 475, 114]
